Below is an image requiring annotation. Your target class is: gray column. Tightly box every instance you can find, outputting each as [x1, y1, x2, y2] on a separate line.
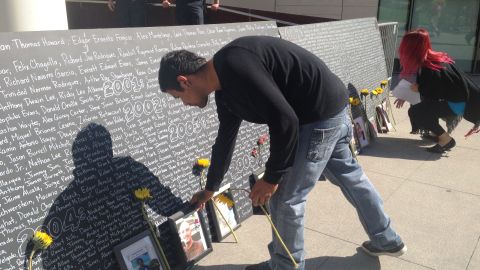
[0, 0, 68, 32]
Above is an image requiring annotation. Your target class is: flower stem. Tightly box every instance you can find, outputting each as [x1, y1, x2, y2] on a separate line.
[28, 249, 36, 270]
[259, 205, 299, 269]
[211, 199, 238, 242]
[200, 171, 206, 190]
[230, 188, 299, 269]
[141, 202, 171, 270]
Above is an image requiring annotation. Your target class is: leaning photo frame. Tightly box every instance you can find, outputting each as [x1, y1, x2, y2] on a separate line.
[207, 184, 241, 242]
[168, 207, 212, 268]
[113, 230, 169, 270]
[353, 116, 369, 148]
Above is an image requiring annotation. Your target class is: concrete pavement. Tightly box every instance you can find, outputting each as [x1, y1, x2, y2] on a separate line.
[196, 100, 480, 270]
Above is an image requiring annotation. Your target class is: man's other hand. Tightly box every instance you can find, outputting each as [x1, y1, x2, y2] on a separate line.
[162, 0, 171, 8]
[190, 190, 214, 210]
[250, 179, 278, 206]
[108, 0, 115, 11]
[211, 3, 220, 11]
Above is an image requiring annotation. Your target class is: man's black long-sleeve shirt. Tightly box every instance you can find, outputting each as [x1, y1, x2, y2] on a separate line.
[205, 36, 348, 191]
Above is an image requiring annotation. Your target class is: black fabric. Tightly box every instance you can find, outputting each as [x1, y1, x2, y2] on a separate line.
[205, 36, 348, 191]
[417, 62, 480, 124]
[408, 99, 456, 136]
[175, 0, 205, 25]
[115, 0, 146, 27]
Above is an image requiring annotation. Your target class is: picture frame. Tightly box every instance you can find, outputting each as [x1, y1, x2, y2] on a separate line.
[367, 116, 378, 139]
[248, 167, 269, 215]
[380, 100, 394, 131]
[353, 116, 369, 148]
[349, 124, 361, 155]
[207, 184, 241, 242]
[375, 105, 388, 133]
[114, 230, 169, 270]
[168, 207, 212, 268]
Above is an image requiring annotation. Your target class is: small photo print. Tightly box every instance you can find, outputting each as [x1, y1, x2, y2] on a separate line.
[353, 117, 369, 148]
[214, 195, 238, 237]
[375, 106, 388, 133]
[114, 231, 165, 270]
[175, 212, 208, 261]
[210, 190, 240, 241]
[381, 101, 393, 131]
[368, 116, 378, 138]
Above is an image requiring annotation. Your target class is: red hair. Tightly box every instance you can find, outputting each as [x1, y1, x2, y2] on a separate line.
[399, 29, 453, 77]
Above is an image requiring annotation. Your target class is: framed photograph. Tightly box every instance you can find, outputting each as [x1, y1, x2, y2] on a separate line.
[248, 168, 269, 215]
[368, 116, 379, 139]
[375, 105, 388, 133]
[381, 100, 394, 131]
[349, 125, 361, 155]
[353, 117, 369, 148]
[168, 208, 212, 268]
[114, 230, 168, 270]
[207, 184, 241, 242]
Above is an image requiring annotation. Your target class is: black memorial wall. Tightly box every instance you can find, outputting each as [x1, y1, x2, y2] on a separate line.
[0, 22, 277, 270]
[279, 18, 390, 121]
[0, 18, 392, 269]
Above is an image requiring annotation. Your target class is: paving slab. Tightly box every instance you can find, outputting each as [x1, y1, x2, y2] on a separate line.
[197, 215, 343, 269]
[304, 172, 406, 246]
[319, 242, 434, 270]
[383, 181, 480, 270]
[467, 237, 480, 270]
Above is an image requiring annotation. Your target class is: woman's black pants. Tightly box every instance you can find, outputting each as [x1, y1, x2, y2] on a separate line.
[408, 99, 457, 135]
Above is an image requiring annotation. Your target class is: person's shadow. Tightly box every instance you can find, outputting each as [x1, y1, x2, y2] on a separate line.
[35, 123, 185, 269]
[194, 249, 380, 270]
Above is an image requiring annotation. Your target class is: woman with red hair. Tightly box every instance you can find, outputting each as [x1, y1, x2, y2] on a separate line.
[396, 29, 480, 153]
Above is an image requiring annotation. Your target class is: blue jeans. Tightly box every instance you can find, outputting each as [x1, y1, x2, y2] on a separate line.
[267, 107, 403, 270]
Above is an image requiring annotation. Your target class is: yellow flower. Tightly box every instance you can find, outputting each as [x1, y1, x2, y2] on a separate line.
[349, 97, 361, 106]
[380, 80, 388, 87]
[32, 231, 53, 250]
[196, 159, 210, 168]
[371, 90, 378, 95]
[360, 89, 370, 96]
[134, 188, 152, 201]
[352, 98, 361, 106]
[215, 193, 234, 208]
[376, 87, 384, 94]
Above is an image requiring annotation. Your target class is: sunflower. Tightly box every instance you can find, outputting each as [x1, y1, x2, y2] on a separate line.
[196, 159, 210, 168]
[134, 187, 152, 201]
[32, 231, 53, 250]
[215, 193, 234, 208]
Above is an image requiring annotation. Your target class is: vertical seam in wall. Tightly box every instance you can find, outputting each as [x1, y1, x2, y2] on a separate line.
[341, 0, 344, 20]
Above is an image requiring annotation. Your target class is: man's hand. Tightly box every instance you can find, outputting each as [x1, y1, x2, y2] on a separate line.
[107, 0, 115, 11]
[394, 98, 406, 108]
[210, 3, 220, 11]
[190, 190, 214, 210]
[249, 179, 278, 206]
[162, 0, 171, 8]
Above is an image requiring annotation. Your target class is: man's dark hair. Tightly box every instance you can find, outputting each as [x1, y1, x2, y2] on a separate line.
[158, 50, 207, 92]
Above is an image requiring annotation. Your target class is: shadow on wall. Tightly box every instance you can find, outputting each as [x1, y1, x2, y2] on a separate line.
[27, 123, 185, 269]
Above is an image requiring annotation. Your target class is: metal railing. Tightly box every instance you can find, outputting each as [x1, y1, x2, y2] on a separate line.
[65, 0, 297, 26]
[378, 22, 398, 79]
